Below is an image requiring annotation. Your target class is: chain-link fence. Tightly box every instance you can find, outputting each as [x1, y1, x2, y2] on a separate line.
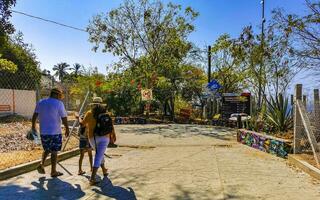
[293, 84, 320, 169]
[0, 72, 79, 171]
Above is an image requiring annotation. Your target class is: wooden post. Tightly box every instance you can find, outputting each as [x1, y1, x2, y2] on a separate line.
[297, 100, 320, 168]
[291, 94, 294, 117]
[314, 89, 320, 138]
[294, 84, 303, 154]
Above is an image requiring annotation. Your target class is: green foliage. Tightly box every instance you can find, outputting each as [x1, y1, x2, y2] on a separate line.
[210, 34, 247, 93]
[53, 62, 70, 82]
[70, 67, 105, 97]
[0, 54, 17, 72]
[247, 102, 267, 132]
[0, 33, 41, 89]
[71, 63, 84, 77]
[87, 0, 200, 118]
[102, 71, 143, 116]
[87, 0, 198, 70]
[265, 94, 293, 133]
[174, 95, 190, 113]
[0, 0, 17, 35]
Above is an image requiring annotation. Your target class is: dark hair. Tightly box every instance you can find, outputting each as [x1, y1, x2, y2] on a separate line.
[92, 104, 106, 119]
[50, 88, 62, 98]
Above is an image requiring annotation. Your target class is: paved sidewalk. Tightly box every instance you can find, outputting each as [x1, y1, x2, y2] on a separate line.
[0, 124, 319, 200]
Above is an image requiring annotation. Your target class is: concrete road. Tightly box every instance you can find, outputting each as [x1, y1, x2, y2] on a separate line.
[0, 124, 319, 200]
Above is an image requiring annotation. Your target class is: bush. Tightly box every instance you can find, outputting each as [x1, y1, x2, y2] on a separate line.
[265, 94, 293, 133]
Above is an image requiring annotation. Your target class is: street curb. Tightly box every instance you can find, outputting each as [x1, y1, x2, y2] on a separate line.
[0, 149, 80, 181]
[288, 154, 320, 180]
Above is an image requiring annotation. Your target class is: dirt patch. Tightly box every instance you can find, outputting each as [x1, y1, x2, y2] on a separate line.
[274, 130, 294, 140]
[0, 121, 31, 136]
[0, 118, 81, 170]
[0, 115, 29, 123]
[297, 153, 320, 169]
[0, 136, 79, 170]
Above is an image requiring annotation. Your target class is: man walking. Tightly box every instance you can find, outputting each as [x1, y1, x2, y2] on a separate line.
[32, 88, 69, 177]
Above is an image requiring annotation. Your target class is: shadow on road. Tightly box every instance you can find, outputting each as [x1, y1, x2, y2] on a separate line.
[170, 184, 257, 200]
[91, 176, 137, 200]
[118, 124, 236, 141]
[0, 177, 85, 200]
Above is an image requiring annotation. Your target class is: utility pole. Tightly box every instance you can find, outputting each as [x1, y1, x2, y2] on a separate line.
[208, 45, 212, 83]
[258, 0, 266, 110]
[261, 0, 265, 41]
[207, 45, 212, 119]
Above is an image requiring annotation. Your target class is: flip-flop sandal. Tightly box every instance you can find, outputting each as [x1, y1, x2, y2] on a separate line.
[78, 171, 86, 175]
[37, 165, 45, 174]
[51, 171, 63, 177]
[89, 180, 100, 186]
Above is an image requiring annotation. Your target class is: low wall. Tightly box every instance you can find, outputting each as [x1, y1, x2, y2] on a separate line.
[114, 117, 147, 125]
[237, 129, 293, 158]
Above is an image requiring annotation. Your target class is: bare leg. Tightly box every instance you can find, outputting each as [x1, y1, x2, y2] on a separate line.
[90, 167, 99, 185]
[88, 149, 93, 172]
[101, 162, 108, 176]
[51, 151, 58, 174]
[78, 150, 85, 175]
[37, 150, 49, 174]
[41, 150, 50, 166]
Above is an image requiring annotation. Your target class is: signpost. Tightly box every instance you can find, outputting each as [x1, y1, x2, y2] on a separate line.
[141, 89, 153, 101]
[206, 80, 221, 92]
[221, 93, 251, 120]
[141, 89, 153, 117]
[205, 80, 222, 119]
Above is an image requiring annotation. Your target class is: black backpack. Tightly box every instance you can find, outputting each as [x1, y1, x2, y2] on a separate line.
[94, 113, 113, 136]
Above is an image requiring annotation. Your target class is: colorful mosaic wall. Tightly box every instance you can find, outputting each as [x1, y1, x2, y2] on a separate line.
[114, 117, 147, 125]
[237, 129, 292, 158]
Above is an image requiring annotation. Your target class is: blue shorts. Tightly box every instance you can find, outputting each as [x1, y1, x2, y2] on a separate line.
[40, 134, 62, 152]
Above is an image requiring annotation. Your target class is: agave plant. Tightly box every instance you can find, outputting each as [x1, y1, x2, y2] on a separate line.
[265, 93, 293, 133]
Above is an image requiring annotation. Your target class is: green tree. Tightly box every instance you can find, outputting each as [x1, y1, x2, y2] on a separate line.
[72, 63, 83, 77]
[88, 0, 198, 119]
[53, 62, 70, 82]
[0, 33, 40, 89]
[88, 0, 198, 70]
[179, 64, 207, 118]
[239, 26, 266, 110]
[0, 0, 16, 35]
[211, 34, 247, 94]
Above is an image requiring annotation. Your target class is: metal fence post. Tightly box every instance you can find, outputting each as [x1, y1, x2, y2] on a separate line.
[294, 84, 303, 154]
[303, 95, 307, 109]
[314, 89, 320, 118]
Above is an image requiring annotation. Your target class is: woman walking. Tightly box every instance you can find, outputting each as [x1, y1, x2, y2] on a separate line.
[79, 97, 116, 185]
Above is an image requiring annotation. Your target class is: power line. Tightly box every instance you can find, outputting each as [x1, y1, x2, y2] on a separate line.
[11, 10, 88, 33]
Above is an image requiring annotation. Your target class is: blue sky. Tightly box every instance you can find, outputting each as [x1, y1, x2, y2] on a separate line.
[10, 0, 317, 92]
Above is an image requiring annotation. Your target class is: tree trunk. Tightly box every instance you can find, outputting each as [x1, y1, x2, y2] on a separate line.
[170, 94, 175, 121]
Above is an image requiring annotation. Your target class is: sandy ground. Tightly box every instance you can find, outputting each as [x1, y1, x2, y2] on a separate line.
[0, 124, 319, 200]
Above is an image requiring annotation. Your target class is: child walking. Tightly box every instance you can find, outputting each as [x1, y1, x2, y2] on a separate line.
[78, 115, 93, 175]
